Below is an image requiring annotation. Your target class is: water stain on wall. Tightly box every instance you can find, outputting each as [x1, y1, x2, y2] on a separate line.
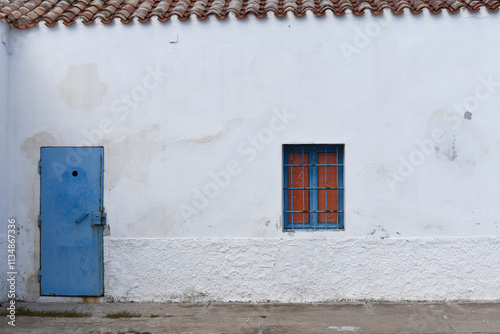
[125, 203, 177, 237]
[106, 125, 163, 188]
[21, 131, 57, 223]
[58, 64, 108, 113]
[19, 131, 57, 299]
[25, 273, 40, 301]
[105, 118, 242, 189]
[194, 118, 242, 144]
[375, 165, 393, 181]
[172, 118, 243, 145]
[20, 131, 56, 300]
[20, 131, 56, 164]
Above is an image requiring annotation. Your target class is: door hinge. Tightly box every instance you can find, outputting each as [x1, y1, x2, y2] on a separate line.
[38, 160, 42, 174]
[38, 216, 42, 227]
[38, 270, 41, 282]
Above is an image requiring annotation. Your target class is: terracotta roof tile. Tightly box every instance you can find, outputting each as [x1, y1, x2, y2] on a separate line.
[1, 0, 499, 29]
[135, 0, 155, 21]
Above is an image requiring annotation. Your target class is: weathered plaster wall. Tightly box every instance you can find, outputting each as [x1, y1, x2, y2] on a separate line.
[0, 20, 10, 302]
[5, 9, 500, 301]
[105, 237, 500, 302]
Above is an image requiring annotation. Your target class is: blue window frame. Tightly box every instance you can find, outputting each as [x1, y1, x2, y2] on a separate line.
[283, 144, 344, 230]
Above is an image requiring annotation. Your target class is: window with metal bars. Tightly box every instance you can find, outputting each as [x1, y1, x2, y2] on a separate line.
[283, 144, 344, 230]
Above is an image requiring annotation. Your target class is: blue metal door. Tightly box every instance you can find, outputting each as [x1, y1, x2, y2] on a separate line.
[39, 147, 105, 296]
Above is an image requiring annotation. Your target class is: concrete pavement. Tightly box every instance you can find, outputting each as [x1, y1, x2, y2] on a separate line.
[1, 301, 499, 334]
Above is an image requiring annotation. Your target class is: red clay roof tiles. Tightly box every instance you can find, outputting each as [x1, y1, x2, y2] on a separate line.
[1, 0, 499, 29]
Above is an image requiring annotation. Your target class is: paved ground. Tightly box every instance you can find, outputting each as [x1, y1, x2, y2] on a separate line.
[0, 301, 499, 334]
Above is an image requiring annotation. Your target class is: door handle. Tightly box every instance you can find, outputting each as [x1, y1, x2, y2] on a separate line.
[75, 212, 89, 224]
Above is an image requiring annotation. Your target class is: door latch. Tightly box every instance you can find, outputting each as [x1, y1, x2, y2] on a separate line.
[91, 211, 106, 227]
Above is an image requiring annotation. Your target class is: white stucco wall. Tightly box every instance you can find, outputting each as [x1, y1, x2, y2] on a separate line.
[0, 20, 10, 302]
[105, 237, 500, 302]
[5, 9, 500, 301]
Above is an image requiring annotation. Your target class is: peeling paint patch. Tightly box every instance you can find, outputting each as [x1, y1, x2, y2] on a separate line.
[259, 217, 271, 227]
[428, 110, 487, 167]
[58, 64, 108, 113]
[369, 225, 389, 238]
[435, 136, 458, 161]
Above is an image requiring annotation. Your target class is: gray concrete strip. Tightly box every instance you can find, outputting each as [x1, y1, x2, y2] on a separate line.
[263, 314, 451, 333]
[447, 320, 500, 333]
[0, 302, 499, 334]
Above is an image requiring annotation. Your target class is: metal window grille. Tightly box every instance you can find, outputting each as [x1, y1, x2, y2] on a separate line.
[283, 144, 344, 230]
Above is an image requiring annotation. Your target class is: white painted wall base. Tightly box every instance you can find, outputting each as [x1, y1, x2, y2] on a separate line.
[104, 236, 500, 302]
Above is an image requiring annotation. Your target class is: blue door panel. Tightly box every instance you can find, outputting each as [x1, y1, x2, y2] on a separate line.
[40, 147, 104, 296]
